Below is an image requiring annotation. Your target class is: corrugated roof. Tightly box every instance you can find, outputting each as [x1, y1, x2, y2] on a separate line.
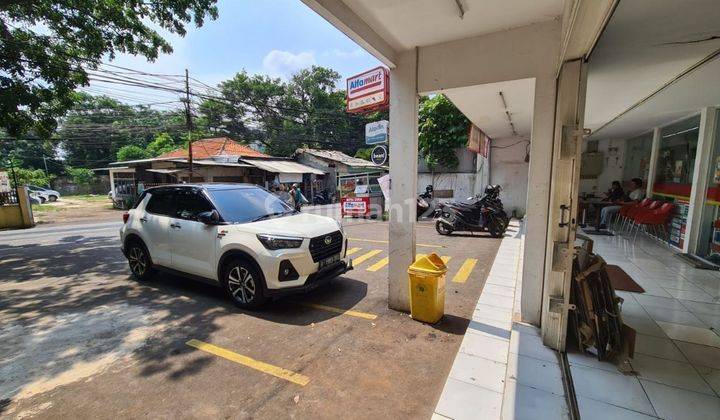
[160, 137, 269, 159]
[297, 148, 377, 168]
[244, 159, 326, 175]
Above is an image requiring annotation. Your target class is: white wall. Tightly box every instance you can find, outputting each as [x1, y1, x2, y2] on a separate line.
[579, 138, 626, 196]
[490, 136, 530, 217]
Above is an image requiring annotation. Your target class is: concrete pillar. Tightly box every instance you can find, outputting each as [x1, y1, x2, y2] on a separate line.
[16, 186, 35, 228]
[685, 107, 718, 253]
[388, 49, 419, 312]
[646, 127, 661, 198]
[521, 76, 557, 325]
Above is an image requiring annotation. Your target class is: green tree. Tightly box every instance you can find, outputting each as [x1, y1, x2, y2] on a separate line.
[354, 147, 373, 161]
[9, 168, 55, 188]
[116, 145, 149, 161]
[418, 95, 470, 169]
[66, 167, 96, 186]
[0, 0, 218, 138]
[146, 132, 178, 156]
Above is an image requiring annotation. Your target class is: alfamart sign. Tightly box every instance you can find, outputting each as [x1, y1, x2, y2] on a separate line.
[346, 66, 389, 113]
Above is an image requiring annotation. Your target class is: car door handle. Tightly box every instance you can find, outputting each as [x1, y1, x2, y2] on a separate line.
[139, 217, 147, 222]
[170, 223, 181, 229]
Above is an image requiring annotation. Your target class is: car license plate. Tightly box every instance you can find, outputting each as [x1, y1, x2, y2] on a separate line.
[319, 254, 340, 269]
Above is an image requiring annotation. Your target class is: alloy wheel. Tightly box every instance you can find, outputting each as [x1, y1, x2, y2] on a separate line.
[227, 266, 256, 304]
[128, 246, 147, 275]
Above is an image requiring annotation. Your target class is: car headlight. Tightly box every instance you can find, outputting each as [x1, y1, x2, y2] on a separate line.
[257, 234, 304, 250]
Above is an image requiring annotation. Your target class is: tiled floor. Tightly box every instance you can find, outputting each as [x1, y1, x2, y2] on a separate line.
[433, 222, 570, 420]
[569, 234, 720, 420]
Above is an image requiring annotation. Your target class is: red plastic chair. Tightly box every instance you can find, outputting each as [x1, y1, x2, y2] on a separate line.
[617, 198, 651, 227]
[620, 199, 654, 232]
[633, 202, 674, 240]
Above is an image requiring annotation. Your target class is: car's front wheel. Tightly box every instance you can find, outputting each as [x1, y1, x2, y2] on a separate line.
[126, 241, 155, 281]
[49, 195, 58, 202]
[221, 259, 267, 309]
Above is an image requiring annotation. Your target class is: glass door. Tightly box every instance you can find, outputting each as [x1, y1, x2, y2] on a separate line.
[695, 110, 720, 261]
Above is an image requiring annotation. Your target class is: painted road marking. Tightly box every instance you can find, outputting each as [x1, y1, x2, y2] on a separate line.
[297, 302, 377, 320]
[348, 237, 443, 249]
[186, 339, 310, 386]
[352, 249, 383, 266]
[453, 258, 478, 283]
[346, 247, 361, 256]
[366, 257, 389, 272]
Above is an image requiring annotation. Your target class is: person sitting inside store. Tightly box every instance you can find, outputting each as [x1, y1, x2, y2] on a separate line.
[599, 178, 645, 229]
[604, 180, 625, 202]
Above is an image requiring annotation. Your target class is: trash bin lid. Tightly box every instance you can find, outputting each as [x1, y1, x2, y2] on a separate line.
[408, 252, 447, 275]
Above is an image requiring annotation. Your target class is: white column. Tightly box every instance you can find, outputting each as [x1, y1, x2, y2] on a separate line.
[521, 76, 557, 325]
[685, 107, 718, 253]
[646, 127, 661, 198]
[388, 49, 419, 312]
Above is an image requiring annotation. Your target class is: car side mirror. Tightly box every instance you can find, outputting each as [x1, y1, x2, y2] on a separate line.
[198, 209, 220, 225]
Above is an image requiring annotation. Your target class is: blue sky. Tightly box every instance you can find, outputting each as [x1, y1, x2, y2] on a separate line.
[101, 0, 380, 89]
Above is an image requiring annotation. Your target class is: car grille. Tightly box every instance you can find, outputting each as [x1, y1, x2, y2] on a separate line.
[309, 230, 343, 262]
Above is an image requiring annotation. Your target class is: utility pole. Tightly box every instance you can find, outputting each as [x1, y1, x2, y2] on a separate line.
[42, 156, 50, 187]
[184, 68, 194, 177]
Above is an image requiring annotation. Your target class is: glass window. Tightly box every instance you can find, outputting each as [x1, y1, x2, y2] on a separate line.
[174, 190, 214, 221]
[654, 115, 701, 186]
[696, 111, 720, 261]
[145, 191, 175, 216]
[208, 187, 293, 224]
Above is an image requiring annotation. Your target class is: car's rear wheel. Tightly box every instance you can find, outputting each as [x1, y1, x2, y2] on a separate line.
[222, 258, 266, 309]
[127, 241, 155, 281]
[39, 196, 46, 204]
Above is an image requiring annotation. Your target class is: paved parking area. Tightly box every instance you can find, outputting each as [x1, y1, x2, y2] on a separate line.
[0, 215, 502, 419]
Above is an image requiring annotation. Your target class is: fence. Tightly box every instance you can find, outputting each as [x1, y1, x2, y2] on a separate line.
[0, 190, 19, 206]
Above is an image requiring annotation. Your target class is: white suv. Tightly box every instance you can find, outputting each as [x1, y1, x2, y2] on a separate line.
[120, 184, 352, 309]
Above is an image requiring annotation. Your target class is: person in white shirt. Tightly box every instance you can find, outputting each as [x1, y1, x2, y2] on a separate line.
[599, 178, 646, 229]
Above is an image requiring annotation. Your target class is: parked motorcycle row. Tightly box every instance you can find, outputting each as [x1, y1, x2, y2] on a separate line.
[416, 184, 510, 238]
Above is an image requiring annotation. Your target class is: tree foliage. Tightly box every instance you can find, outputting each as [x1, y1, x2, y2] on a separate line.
[116, 145, 149, 162]
[8, 167, 55, 188]
[197, 66, 379, 157]
[0, 0, 218, 137]
[418, 95, 470, 169]
[65, 167, 96, 186]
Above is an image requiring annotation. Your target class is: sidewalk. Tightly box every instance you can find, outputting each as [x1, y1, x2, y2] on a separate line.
[433, 221, 569, 419]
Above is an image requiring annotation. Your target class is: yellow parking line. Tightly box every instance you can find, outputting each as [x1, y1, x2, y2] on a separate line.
[298, 302, 377, 320]
[453, 258, 478, 283]
[346, 247, 361, 256]
[186, 339, 310, 386]
[348, 237, 443, 249]
[366, 257, 389, 272]
[352, 249, 382, 266]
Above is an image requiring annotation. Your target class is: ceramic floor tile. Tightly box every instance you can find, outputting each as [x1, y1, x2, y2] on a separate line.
[448, 352, 507, 393]
[634, 294, 687, 311]
[694, 366, 720, 396]
[656, 321, 720, 348]
[501, 379, 568, 420]
[567, 351, 623, 373]
[577, 397, 659, 420]
[630, 353, 714, 395]
[674, 341, 720, 370]
[624, 315, 667, 338]
[435, 377, 503, 420]
[466, 318, 512, 341]
[621, 302, 653, 319]
[506, 353, 564, 396]
[640, 379, 720, 420]
[680, 299, 720, 316]
[570, 364, 655, 415]
[661, 282, 706, 293]
[481, 283, 516, 297]
[634, 334, 687, 362]
[641, 306, 707, 328]
[472, 305, 513, 323]
[696, 312, 720, 330]
[509, 326, 557, 363]
[459, 333, 510, 364]
[666, 289, 718, 304]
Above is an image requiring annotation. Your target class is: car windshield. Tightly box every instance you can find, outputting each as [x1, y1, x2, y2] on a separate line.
[207, 187, 294, 223]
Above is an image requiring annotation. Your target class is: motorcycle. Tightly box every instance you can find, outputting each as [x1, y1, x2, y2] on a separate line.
[313, 190, 331, 205]
[416, 185, 434, 219]
[434, 185, 509, 237]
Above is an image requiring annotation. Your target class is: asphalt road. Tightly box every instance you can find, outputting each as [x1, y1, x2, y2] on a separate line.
[0, 210, 504, 419]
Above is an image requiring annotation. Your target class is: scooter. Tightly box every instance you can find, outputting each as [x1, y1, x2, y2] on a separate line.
[416, 185, 434, 219]
[313, 190, 331, 205]
[434, 185, 509, 237]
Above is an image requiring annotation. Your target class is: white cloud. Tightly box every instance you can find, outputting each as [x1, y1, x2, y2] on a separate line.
[261, 50, 316, 79]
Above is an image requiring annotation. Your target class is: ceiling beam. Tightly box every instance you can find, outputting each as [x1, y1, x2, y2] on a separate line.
[300, 0, 398, 68]
[559, 0, 618, 66]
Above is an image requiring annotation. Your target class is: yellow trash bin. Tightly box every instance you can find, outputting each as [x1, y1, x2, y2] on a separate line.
[408, 253, 447, 324]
